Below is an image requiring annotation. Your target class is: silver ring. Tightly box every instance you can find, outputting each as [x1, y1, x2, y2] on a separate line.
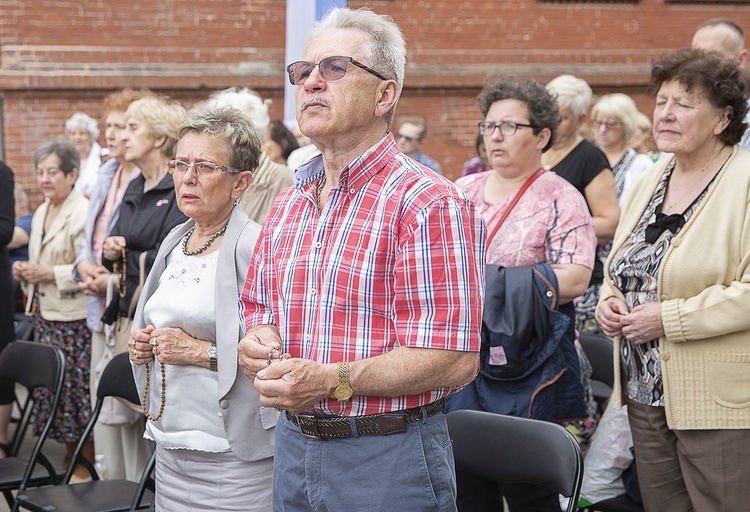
[133, 349, 138, 360]
[150, 338, 157, 347]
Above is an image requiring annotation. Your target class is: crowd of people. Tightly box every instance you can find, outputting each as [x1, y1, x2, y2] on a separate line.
[1, 9, 749, 512]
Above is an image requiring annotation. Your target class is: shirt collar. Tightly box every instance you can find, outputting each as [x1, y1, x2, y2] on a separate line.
[294, 133, 399, 192]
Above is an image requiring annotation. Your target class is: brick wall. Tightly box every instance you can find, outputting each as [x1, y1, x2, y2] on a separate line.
[2, 0, 750, 206]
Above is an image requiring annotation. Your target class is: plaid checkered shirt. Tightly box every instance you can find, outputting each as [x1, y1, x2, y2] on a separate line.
[240, 134, 486, 416]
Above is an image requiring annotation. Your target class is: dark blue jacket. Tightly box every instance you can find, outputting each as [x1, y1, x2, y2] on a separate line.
[445, 263, 586, 422]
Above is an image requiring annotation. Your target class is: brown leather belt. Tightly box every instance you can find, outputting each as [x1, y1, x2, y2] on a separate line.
[286, 399, 444, 440]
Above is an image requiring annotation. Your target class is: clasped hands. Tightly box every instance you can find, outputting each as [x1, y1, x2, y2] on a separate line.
[596, 298, 665, 344]
[238, 325, 335, 413]
[12, 261, 53, 285]
[76, 260, 111, 296]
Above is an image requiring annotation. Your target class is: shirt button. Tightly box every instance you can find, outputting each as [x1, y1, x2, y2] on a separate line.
[220, 400, 229, 409]
[660, 295, 669, 301]
[311, 288, 317, 295]
[349, 188, 356, 194]
[304, 334, 311, 341]
[314, 242, 322, 249]
[671, 238, 681, 247]
[661, 352, 670, 361]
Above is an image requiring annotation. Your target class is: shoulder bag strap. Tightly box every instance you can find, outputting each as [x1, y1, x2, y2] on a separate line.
[486, 168, 546, 246]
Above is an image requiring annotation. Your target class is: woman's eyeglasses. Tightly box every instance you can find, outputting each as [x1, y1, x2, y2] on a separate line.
[167, 160, 243, 176]
[591, 119, 622, 130]
[286, 56, 388, 86]
[478, 121, 534, 137]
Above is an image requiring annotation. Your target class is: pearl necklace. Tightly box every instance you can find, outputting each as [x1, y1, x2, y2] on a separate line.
[181, 223, 228, 256]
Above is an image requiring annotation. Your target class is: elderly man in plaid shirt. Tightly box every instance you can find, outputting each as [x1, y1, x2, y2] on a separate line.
[238, 7, 486, 511]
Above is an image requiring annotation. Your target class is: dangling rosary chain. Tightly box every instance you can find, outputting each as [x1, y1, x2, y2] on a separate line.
[141, 362, 166, 422]
[114, 247, 127, 298]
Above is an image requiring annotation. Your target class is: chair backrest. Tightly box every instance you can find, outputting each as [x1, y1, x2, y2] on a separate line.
[97, 352, 141, 405]
[0, 341, 65, 394]
[0, 341, 66, 491]
[579, 333, 615, 388]
[447, 409, 583, 512]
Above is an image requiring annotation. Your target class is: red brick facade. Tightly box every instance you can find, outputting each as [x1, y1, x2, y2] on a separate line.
[1, 0, 749, 205]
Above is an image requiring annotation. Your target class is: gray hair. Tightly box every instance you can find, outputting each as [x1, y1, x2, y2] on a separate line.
[309, 7, 406, 94]
[65, 112, 100, 140]
[546, 75, 594, 120]
[207, 87, 271, 139]
[33, 139, 80, 175]
[591, 93, 640, 139]
[177, 104, 261, 174]
[125, 97, 186, 159]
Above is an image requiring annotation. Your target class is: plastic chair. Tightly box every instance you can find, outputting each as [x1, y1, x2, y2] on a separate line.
[446, 409, 583, 512]
[0, 341, 66, 509]
[578, 333, 615, 412]
[15, 352, 155, 512]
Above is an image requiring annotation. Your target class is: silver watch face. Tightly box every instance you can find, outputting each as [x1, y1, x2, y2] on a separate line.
[207, 345, 218, 358]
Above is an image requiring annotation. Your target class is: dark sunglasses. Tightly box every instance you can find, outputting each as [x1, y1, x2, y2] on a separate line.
[286, 56, 388, 86]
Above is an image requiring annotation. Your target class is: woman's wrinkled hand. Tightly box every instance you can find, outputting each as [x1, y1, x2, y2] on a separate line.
[620, 303, 665, 345]
[596, 297, 628, 337]
[148, 327, 202, 367]
[13, 262, 53, 285]
[102, 236, 126, 262]
[130, 325, 156, 365]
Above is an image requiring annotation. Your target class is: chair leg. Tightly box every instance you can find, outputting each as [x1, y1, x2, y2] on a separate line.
[3, 489, 14, 507]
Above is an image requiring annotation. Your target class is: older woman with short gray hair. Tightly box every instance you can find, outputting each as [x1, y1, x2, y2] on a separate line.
[129, 104, 274, 511]
[12, 139, 94, 479]
[65, 112, 103, 198]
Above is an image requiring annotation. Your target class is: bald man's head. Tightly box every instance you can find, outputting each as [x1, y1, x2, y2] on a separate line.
[692, 19, 749, 69]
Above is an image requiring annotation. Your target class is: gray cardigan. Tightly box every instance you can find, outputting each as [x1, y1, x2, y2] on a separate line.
[132, 206, 277, 462]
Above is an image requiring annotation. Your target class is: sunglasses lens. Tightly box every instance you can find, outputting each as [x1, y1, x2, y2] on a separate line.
[289, 62, 313, 85]
[320, 57, 348, 81]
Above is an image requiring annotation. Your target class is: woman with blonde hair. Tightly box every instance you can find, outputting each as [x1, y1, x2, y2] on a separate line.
[591, 94, 655, 204]
[102, 96, 187, 337]
[545, 74, 619, 335]
[73, 88, 154, 481]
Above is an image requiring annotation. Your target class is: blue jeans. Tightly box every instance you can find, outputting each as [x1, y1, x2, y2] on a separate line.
[273, 410, 458, 511]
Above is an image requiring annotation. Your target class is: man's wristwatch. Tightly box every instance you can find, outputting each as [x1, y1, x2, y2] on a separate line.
[333, 362, 353, 402]
[207, 344, 218, 371]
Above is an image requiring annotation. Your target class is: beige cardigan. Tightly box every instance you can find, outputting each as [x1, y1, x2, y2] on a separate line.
[600, 146, 750, 429]
[26, 189, 89, 321]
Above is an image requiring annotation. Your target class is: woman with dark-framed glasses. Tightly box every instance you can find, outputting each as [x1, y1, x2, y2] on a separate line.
[129, 104, 274, 511]
[445, 77, 596, 512]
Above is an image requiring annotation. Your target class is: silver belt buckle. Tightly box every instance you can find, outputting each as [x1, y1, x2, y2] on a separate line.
[295, 413, 323, 440]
